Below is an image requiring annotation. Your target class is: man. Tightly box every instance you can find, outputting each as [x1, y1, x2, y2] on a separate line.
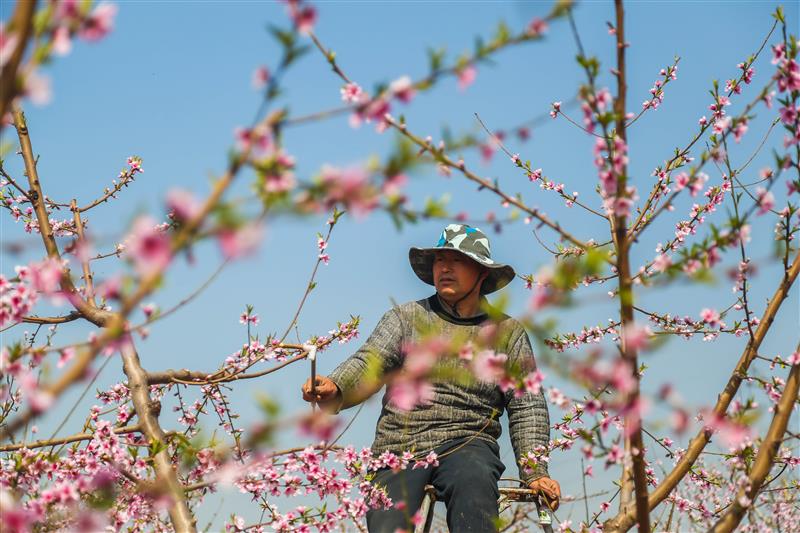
[302, 224, 560, 532]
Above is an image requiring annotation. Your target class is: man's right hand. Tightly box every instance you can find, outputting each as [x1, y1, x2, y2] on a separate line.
[302, 376, 341, 406]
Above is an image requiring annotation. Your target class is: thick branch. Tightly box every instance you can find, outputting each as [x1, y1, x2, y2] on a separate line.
[120, 342, 196, 532]
[611, 2, 650, 531]
[711, 359, 800, 532]
[605, 250, 800, 532]
[12, 107, 112, 327]
[0, 0, 36, 121]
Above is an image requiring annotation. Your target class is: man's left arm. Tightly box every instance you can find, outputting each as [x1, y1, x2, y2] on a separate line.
[505, 327, 560, 508]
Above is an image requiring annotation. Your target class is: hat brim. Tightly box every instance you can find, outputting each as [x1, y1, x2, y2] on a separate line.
[409, 247, 516, 294]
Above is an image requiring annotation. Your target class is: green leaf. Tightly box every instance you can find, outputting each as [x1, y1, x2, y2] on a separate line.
[427, 47, 446, 72]
[494, 21, 511, 44]
[268, 24, 295, 48]
[148, 439, 166, 456]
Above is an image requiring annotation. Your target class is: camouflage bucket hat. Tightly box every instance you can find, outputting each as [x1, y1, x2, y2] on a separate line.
[409, 224, 516, 294]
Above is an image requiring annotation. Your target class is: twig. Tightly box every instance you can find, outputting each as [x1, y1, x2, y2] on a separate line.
[0, 424, 140, 452]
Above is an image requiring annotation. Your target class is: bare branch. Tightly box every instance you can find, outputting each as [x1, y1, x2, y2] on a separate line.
[0, 424, 140, 453]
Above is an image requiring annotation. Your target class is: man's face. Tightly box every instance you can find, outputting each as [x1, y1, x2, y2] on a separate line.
[432, 249, 487, 301]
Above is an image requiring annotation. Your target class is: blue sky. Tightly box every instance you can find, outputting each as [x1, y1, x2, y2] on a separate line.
[1, 0, 798, 529]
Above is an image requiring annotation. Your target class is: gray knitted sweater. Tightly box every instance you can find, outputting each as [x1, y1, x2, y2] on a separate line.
[329, 295, 551, 482]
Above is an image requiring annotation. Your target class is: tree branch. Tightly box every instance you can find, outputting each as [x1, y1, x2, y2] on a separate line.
[120, 341, 197, 532]
[0, 424, 140, 453]
[0, 0, 36, 121]
[11, 107, 112, 327]
[605, 250, 800, 532]
[711, 355, 800, 532]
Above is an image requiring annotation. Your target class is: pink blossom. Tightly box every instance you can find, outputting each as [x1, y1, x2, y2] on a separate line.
[218, 223, 263, 259]
[23, 70, 52, 106]
[779, 104, 797, 126]
[457, 65, 477, 91]
[239, 309, 259, 325]
[350, 97, 391, 131]
[755, 187, 775, 215]
[673, 172, 690, 191]
[605, 444, 624, 467]
[263, 168, 296, 193]
[787, 351, 800, 365]
[404, 338, 446, 378]
[653, 253, 672, 273]
[608, 195, 633, 218]
[125, 216, 172, 277]
[382, 173, 407, 198]
[20, 371, 54, 413]
[771, 43, 786, 65]
[689, 173, 708, 197]
[712, 116, 731, 135]
[389, 76, 416, 103]
[166, 188, 203, 222]
[699, 308, 721, 328]
[584, 399, 601, 415]
[52, 26, 72, 56]
[252, 65, 270, 89]
[550, 101, 562, 119]
[527, 18, 548, 36]
[29, 258, 63, 295]
[287, 1, 317, 34]
[57, 347, 76, 369]
[732, 120, 748, 143]
[0, 489, 36, 533]
[622, 323, 652, 351]
[319, 165, 379, 217]
[299, 411, 340, 442]
[471, 350, 507, 383]
[235, 125, 272, 156]
[412, 451, 439, 470]
[127, 155, 143, 173]
[610, 360, 635, 395]
[702, 411, 754, 451]
[523, 370, 545, 395]
[79, 2, 117, 41]
[777, 59, 800, 93]
[340, 82, 364, 104]
[97, 276, 122, 300]
[388, 379, 434, 411]
[141, 302, 157, 319]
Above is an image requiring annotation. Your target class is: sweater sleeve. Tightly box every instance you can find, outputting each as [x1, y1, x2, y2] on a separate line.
[328, 307, 405, 410]
[505, 325, 551, 482]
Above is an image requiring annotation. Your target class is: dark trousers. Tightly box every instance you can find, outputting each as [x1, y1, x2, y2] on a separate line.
[366, 438, 506, 533]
